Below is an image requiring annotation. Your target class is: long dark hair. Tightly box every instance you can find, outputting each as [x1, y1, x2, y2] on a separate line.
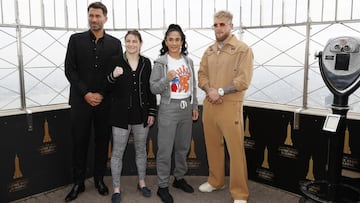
[160, 24, 188, 56]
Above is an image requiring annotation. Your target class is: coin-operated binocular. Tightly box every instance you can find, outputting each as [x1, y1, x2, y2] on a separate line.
[319, 36, 360, 107]
[300, 37, 360, 203]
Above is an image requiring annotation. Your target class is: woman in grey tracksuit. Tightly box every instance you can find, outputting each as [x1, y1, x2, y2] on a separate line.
[149, 24, 199, 203]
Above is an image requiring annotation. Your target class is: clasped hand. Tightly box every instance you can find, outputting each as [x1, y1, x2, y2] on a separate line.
[84, 92, 103, 106]
[207, 87, 223, 104]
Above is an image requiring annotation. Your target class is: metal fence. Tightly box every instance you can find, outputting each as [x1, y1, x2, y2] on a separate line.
[1, 0, 360, 114]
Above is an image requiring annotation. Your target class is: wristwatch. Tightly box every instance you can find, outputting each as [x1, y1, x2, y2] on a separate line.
[218, 88, 224, 96]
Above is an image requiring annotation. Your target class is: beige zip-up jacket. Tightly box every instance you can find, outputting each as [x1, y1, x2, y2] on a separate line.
[198, 34, 253, 102]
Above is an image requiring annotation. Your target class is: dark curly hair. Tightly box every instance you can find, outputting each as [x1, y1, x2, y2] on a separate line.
[160, 24, 188, 56]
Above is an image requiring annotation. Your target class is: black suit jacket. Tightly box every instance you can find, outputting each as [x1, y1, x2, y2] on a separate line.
[65, 30, 122, 105]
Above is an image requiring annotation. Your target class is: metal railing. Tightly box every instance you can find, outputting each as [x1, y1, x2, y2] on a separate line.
[0, 0, 360, 114]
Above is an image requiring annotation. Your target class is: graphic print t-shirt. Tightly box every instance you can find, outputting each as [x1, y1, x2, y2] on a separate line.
[167, 55, 191, 99]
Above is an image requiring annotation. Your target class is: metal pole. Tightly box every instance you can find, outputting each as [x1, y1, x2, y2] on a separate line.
[112, 0, 115, 29]
[64, 0, 68, 29]
[15, 0, 26, 110]
[28, 0, 31, 25]
[75, 0, 78, 29]
[137, 0, 140, 28]
[260, 0, 263, 26]
[0, 0, 3, 24]
[53, 0, 56, 27]
[240, 0, 242, 29]
[335, 0, 338, 22]
[302, 0, 311, 109]
[295, 0, 298, 23]
[41, 0, 44, 26]
[201, 0, 203, 28]
[282, 0, 284, 24]
[250, 0, 253, 26]
[271, 0, 274, 25]
[125, 0, 128, 28]
[162, 0, 165, 29]
[150, 0, 152, 28]
[188, 0, 190, 28]
[238, 0, 243, 40]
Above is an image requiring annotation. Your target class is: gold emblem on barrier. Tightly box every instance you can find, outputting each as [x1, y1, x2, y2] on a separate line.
[278, 121, 298, 159]
[306, 156, 315, 181]
[261, 146, 269, 169]
[38, 119, 56, 155]
[108, 140, 112, 158]
[147, 137, 156, 169]
[244, 115, 255, 149]
[284, 122, 293, 146]
[8, 154, 29, 192]
[342, 126, 358, 170]
[343, 127, 351, 154]
[43, 119, 52, 143]
[106, 140, 112, 169]
[187, 136, 200, 169]
[188, 138, 197, 159]
[13, 154, 23, 179]
[244, 116, 251, 137]
[257, 145, 274, 180]
[147, 138, 155, 159]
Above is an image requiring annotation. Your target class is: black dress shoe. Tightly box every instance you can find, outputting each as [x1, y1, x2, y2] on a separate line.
[65, 183, 85, 202]
[138, 184, 151, 197]
[111, 193, 121, 203]
[95, 179, 109, 196]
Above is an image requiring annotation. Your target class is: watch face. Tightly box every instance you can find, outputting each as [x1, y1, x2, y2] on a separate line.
[218, 88, 224, 96]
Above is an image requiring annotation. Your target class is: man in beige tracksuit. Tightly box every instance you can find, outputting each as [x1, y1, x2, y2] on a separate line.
[198, 10, 253, 203]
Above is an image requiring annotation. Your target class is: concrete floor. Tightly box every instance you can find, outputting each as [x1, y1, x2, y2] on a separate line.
[11, 176, 303, 203]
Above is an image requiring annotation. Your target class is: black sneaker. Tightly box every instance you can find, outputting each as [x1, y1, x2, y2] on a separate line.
[157, 187, 173, 203]
[173, 178, 194, 193]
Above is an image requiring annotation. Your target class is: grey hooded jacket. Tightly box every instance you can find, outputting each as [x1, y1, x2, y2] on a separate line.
[149, 54, 198, 110]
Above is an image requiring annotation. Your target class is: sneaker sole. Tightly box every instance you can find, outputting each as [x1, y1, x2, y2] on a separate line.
[199, 185, 225, 193]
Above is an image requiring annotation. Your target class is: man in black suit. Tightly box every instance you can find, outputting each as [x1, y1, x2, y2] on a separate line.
[64, 2, 122, 202]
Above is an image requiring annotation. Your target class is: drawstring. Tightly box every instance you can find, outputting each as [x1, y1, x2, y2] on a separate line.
[180, 100, 187, 109]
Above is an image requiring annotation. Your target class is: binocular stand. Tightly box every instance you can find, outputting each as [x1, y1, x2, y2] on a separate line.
[299, 96, 360, 203]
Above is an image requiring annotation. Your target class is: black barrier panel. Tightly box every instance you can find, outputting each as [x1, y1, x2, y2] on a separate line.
[0, 109, 75, 203]
[244, 107, 308, 194]
[243, 106, 360, 196]
[342, 119, 360, 172]
[0, 114, 29, 203]
[1, 106, 360, 202]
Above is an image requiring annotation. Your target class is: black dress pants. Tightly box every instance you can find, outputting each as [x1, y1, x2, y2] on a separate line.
[70, 101, 111, 183]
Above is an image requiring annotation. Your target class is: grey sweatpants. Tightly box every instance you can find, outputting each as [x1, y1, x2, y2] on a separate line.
[111, 124, 149, 188]
[156, 98, 193, 188]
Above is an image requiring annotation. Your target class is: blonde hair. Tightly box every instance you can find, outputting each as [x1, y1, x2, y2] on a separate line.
[214, 10, 233, 22]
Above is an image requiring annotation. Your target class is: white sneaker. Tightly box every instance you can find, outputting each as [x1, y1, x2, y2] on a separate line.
[234, 200, 247, 203]
[198, 182, 225, 192]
